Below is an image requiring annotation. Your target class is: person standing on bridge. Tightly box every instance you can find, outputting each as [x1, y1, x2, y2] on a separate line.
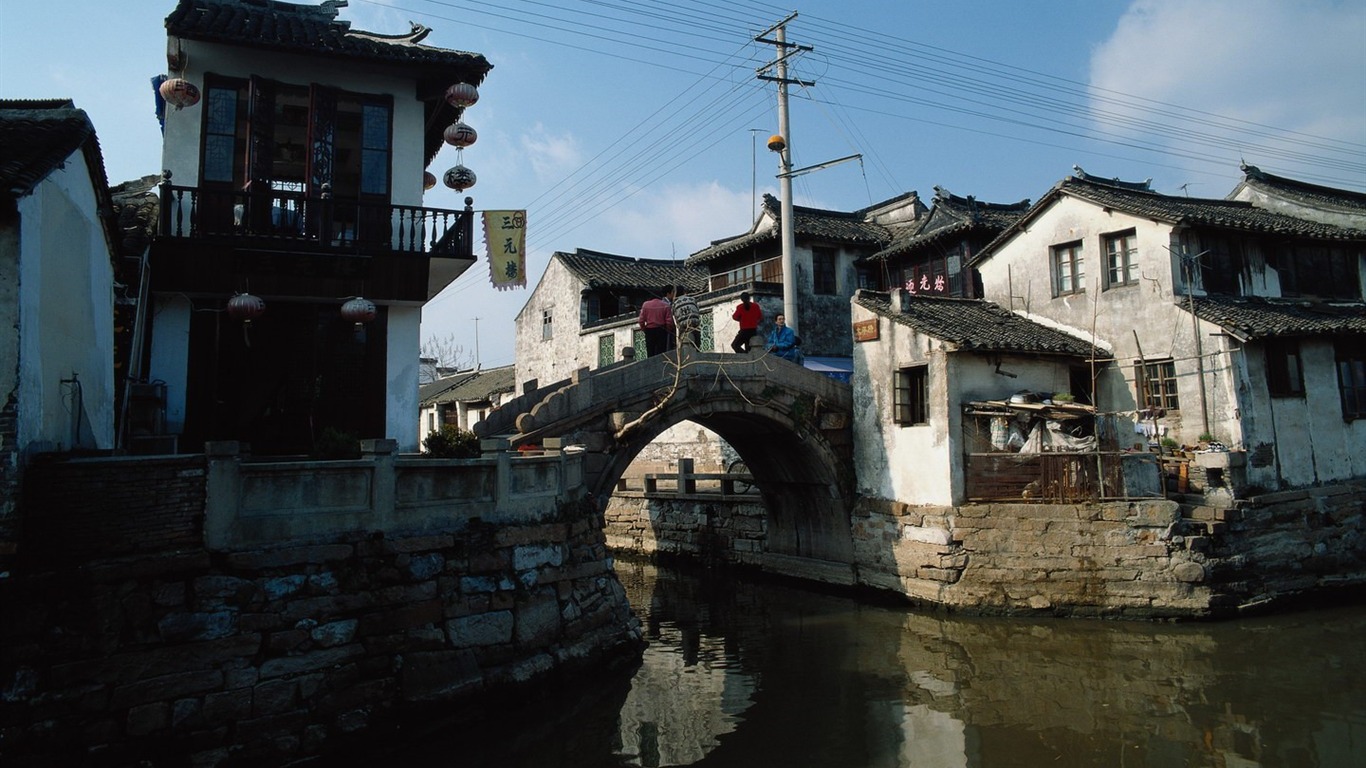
[730, 292, 762, 353]
[638, 285, 675, 357]
[672, 285, 702, 349]
[766, 313, 802, 363]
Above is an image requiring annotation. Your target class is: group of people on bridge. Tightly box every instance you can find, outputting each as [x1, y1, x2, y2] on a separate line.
[637, 287, 802, 363]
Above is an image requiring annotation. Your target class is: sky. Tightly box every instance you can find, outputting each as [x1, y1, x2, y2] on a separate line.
[3, 0, 1365, 369]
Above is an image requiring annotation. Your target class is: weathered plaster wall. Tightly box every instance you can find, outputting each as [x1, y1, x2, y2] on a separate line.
[16, 153, 115, 454]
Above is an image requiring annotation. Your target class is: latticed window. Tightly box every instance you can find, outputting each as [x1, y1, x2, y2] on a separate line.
[894, 366, 929, 425]
[597, 334, 615, 368]
[1135, 359, 1179, 411]
[632, 329, 647, 359]
[812, 247, 837, 295]
[698, 313, 714, 351]
[1052, 241, 1084, 296]
[1104, 230, 1138, 288]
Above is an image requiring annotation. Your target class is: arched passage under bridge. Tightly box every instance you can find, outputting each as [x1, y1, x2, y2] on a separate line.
[476, 350, 857, 579]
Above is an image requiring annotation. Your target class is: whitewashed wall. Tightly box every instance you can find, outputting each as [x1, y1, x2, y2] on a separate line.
[14, 151, 115, 453]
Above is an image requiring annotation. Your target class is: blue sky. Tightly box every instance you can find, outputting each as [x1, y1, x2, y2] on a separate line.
[4, 0, 1364, 368]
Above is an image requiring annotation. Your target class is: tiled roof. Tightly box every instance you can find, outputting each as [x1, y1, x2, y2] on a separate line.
[418, 370, 476, 404]
[423, 365, 516, 406]
[978, 173, 1366, 264]
[0, 100, 103, 198]
[1234, 163, 1366, 215]
[1189, 295, 1366, 341]
[558, 249, 707, 293]
[165, 0, 492, 166]
[687, 193, 890, 265]
[166, 0, 491, 73]
[854, 290, 1108, 359]
[868, 187, 1029, 261]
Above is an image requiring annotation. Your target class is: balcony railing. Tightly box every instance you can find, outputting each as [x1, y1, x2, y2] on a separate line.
[157, 179, 473, 258]
[710, 255, 784, 291]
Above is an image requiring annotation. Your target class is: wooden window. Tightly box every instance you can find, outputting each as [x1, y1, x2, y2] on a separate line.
[541, 309, 553, 340]
[1337, 343, 1366, 421]
[812, 247, 837, 295]
[894, 366, 929, 425]
[202, 83, 243, 184]
[1265, 339, 1304, 398]
[1104, 230, 1138, 288]
[1135, 358, 1179, 411]
[1051, 241, 1084, 296]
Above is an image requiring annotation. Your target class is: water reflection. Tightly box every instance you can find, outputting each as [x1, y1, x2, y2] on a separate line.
[612, 560, 1366, 768]
[360, 561, 1366, 767]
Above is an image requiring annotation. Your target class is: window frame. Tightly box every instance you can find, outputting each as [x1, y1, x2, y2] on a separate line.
[1135, 358, 1180, 412]
[1103, 229, 1138, 289]
[541, 309, 553, 340]
[1051, 241, 1085, 297]
[894, 365, 929, 426]
[1264, 338, 1305, 398]
[1337, 342, 1366, 421]
[812, 246, 838, 295]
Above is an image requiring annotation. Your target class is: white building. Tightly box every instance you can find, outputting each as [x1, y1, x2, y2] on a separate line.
[144, 0, 491, 454]
[971, 168, 1366, 492]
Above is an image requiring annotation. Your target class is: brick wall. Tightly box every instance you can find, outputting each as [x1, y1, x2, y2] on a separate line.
[19, 455, 206, 564]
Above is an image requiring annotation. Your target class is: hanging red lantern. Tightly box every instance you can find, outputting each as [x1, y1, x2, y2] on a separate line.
[340, 297, 377, 328]
[442, 120, 477, 148]
[423, 171, 437, 190]
[159, 78, 201, 110]
[443, 165, 476, 192]
[445, 82, 479, 108]
[226, 292, 265, 323]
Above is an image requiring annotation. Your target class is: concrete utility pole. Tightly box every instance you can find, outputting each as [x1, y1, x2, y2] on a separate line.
[756, 14, 813, 334]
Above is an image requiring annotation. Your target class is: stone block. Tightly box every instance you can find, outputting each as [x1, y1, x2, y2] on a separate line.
[400, 650, 483, 702]
[111, 669, 224, 709]
[258, 644, 364, 680]
[310, 619, 359, 648]
[252, 679, 298, 716]
[447, 610, 515, 647]
[126, 701, 170, 737]
[514, 590, 563, 649]
[202, 688, 253, 723]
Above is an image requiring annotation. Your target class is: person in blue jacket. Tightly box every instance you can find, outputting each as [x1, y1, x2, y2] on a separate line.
[766, 313, 802, 363]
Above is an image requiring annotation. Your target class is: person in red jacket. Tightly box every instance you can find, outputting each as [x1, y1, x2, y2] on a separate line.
[638, 285, 675, 357]
[730, 292, 762, 353]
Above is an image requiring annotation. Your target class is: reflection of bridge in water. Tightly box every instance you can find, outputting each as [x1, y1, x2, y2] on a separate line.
[477, 349, 856, 569]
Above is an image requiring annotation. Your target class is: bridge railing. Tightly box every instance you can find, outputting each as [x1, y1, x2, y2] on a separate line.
[204, 439, 585, 550]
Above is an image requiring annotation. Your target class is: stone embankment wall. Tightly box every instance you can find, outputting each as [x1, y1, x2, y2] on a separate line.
[606, 481, 1366, 619]
[604, 492, 766, 567]
[1, 453, 642, 767]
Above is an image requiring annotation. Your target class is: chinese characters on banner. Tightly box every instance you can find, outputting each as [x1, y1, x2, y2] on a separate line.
[482, 210, 527, 290]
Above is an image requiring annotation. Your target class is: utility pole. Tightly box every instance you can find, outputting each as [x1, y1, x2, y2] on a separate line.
[756, 14, 813, 334]
[473, 317, 481, 371]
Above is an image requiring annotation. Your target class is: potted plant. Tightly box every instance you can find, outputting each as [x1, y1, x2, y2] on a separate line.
[1159, 437, 1179, 456]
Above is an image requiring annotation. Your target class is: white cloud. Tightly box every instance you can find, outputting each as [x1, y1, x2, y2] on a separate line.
[520, 125, 585, 181]
[1088, 0, 1366, 188]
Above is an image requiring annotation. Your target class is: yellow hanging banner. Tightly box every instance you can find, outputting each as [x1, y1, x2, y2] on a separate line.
[483, 210, 527, 290]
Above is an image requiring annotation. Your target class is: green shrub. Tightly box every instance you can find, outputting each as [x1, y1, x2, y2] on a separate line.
[424, 424, 480, 458]
[314, 427, 361, 460]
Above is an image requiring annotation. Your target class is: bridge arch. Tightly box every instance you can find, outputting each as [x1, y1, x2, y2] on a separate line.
[477, 351, 857, 571]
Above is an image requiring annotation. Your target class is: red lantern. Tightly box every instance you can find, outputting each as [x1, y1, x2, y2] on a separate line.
[445, 82, 479, 109]
[423, 171, 437, 190]
[160, 78, 201, 110]
[340, 297, 377, 328]
[226, 292, 265, 323]
[442, 120, 477, 148]
[443, 165, 476, 192]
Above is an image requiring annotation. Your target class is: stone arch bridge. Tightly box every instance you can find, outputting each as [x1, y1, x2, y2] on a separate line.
[476, 350, 856, 569]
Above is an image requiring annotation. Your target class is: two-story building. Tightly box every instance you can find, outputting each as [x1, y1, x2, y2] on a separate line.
[514, 248, 707, 388]
[144, 0, 491, 454]
[971, 167, 1366, 492]
[685, 191, 926, 359]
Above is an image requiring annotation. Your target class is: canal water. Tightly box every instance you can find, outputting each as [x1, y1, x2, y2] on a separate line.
[372, 560, 1366, 767]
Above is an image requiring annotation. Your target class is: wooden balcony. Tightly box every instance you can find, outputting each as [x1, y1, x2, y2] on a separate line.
[151, 180, 475, 302]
